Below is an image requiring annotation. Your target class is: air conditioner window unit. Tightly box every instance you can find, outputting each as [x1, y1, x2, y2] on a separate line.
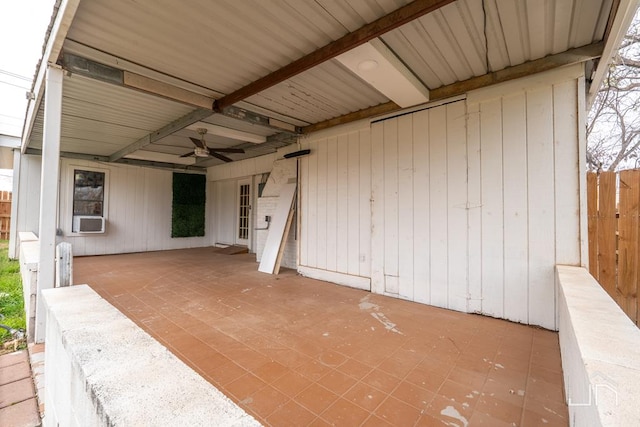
[73, 216, 106, 233]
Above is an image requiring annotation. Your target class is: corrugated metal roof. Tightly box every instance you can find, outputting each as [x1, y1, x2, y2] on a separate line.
[65, 0, 410, 95]
[382, 0, 613, 88]
[27, 0, 619, 166]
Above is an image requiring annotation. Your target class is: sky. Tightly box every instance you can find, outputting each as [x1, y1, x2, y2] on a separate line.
[0, 1, 56, 137]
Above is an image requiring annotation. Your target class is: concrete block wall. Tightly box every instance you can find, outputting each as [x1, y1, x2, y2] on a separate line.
[18, 232, 39, 342]
[556, 266, 640, 427]
[41, 285, 259, 427]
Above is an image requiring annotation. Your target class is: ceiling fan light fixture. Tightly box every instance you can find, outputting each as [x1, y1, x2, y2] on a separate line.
[194, 147, 210, 157]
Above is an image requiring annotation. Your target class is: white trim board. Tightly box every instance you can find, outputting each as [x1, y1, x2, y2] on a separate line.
[297, 266, 371, 291]
[258, 182, 296, 274]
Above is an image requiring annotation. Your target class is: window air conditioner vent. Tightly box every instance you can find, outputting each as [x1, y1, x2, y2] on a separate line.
[73, 216, 106, 233]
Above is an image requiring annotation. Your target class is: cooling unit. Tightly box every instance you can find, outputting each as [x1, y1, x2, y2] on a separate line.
[73, 216, 106, 233]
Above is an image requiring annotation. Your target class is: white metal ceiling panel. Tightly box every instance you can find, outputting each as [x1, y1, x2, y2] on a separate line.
[245, 60, 390, 123]
[30, 74, 194, 156]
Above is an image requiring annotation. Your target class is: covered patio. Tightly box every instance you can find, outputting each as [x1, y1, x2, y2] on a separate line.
[74, 248, 566, 426]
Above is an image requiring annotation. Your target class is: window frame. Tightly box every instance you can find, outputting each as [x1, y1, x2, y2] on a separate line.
[67, 165, 109, 235]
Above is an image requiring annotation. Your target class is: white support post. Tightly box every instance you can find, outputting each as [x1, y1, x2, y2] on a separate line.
[8, 149, 21, 259]
[35, 64, 63, 343]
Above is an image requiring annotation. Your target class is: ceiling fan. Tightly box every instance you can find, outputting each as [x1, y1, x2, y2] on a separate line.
[180, 128, 245, 162]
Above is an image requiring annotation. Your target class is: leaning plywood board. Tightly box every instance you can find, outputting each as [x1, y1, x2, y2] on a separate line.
[258, 182, 297, 274]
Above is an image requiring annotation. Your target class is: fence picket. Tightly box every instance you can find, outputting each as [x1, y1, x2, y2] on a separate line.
[587, 172, 598, 277]
[0, 191, 10, 240]
[588, 170, 640, 326]
[597, 172, 617, 300]
[618, 170, 640, 321]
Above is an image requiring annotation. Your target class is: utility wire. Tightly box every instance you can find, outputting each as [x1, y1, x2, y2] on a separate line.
[0, 69, 32, 81]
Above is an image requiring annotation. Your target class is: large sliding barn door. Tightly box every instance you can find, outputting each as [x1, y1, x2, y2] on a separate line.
[370, 101, 469, 313]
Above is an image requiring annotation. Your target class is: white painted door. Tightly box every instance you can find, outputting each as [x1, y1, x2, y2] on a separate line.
[235, 178, 251, 246]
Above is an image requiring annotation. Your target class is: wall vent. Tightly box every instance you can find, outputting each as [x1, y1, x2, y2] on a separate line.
[73, 216, 106, 233]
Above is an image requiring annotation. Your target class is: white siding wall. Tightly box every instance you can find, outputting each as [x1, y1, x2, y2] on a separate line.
[467, 69, 582, 329]
[299, 123, 372, 287]
[369, 65, 583, 330]
[371, 100, 469, 311]
[58, 159, 211, 256]
[14, 154, 42, 247]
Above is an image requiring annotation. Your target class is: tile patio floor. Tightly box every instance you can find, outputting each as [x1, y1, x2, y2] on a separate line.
[74, 247, 568, 426]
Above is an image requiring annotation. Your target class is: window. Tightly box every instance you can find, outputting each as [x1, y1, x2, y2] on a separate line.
[73, 169, 105, 216]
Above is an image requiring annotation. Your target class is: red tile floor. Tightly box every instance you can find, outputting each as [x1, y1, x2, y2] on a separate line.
[75, 247, 568, 426]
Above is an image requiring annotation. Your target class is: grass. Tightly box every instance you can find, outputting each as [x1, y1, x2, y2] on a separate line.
[0, 241, 25, 345]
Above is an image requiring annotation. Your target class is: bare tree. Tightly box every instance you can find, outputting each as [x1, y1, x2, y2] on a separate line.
[588, 13, 640, 172]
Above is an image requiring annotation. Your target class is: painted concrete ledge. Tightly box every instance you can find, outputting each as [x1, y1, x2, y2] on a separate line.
[42, 285, 260, 427]
[19, 233, 39, 342]
[556, 265, 640, 427]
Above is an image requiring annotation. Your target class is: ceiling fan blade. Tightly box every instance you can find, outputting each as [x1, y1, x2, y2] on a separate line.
[179, 151, 195, 158]
[211, 148, 245, 153]
[209, 151, 233, 163]
[189, 137, 205, 149]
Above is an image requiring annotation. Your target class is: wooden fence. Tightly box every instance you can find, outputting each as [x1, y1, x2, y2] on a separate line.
[0, 191, 10, 240]
[588, 170, 640, 325]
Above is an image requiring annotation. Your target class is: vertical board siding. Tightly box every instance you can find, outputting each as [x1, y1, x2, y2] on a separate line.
[479, 98, 505, 319]
[16, 155, 42, 237]
[371, 101, 468, 309]
[326, 137, 338, 273]
[526, 87, 557, 328]
[300, 127, 372, 281]
[358, 128, 372, 278]
[367, 74, 581, 329]
[446, 101, 469, 313]
[553, 80, 581, 265]
[316, 140, 328, 270]
[58, 159, 210, 256]
[383, 119, 400, 294]
[412, 110, 431, 305]
[429, 106, 450, 307]
[336, 134, 349, 274]
[346, 132, 360, 276]
[474, 79, 581, 329]
[398, 114, 414, 300]
[466, 103, 482, 314]
[502, 93, 529, 324]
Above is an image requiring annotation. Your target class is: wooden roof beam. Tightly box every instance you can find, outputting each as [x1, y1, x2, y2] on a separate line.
[303, 42, 604, 134]
[213, 0, 455, 111]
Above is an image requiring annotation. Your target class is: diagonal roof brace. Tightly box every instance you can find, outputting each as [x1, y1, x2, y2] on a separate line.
[25, 148, 207, 173]
[109, 108, 212, 162]
[60, 52, 302, 161]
